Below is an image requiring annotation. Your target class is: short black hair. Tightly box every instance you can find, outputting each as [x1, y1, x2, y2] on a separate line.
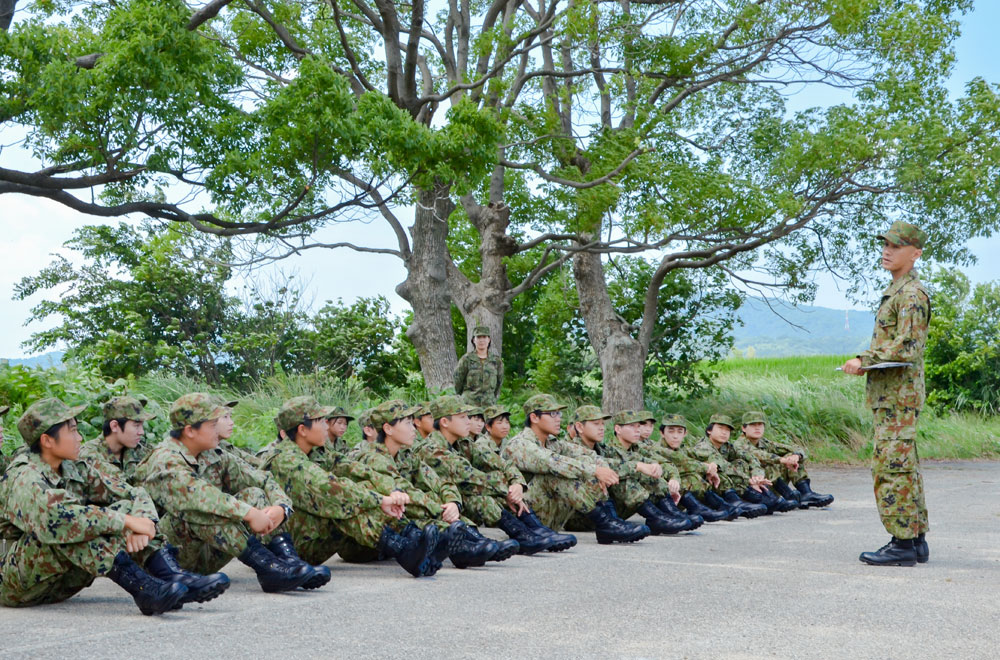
[375, 417, 403, 444]
[432, 415, 453, 431]
[524, 410, 542, 428]
[102, 418, 131, 437]
[469, 414, 484, 421]
[34, 420, 71, 453]
[284, 417, 314, 442]
[168, 419, 207, 440]
[486, 413, 510, 428]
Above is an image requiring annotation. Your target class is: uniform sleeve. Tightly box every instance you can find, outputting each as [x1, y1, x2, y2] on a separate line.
[413, 440, 506, 498]
[860, 290, 930, 366]
[453, 354, 469, 394]
[472, 437, 526, 488]
[494, 357, 504, 397]
[140, 452, 253, 521]
[8, 474, 126, 544]
[81, 462, 160, 522]
[224, 452, 293, 509]
[271, 452, 382, 521]
[502, 434, 594, 480]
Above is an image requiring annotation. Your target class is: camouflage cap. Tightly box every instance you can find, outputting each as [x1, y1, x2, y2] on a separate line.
[431, 395, 477, 420]
[219, 399, 239, 409]
[877, 221, 926, 249]
[102, 396, 156, 423]
[612, 410, 646, 425]
[17, 397, 87, 446]
[471, 325, 490, 338]
[412, 402, 432, 418]
[483, 405, 511, 423]
[358, 408, 374, 429]
[574, 405, 611, 424]
[661, 413, 688, 429]
[274, 396, 337, 431]
[638, 410, 656, 423]
[370, 400, 421, 430]
[0, 405, 9, 417]
[708, 413, 735, 430]
[522, 394, 567, 417]
[742, 410, 768, 426]
[324, 405, 355, 421]
[169, 393, 229, 431]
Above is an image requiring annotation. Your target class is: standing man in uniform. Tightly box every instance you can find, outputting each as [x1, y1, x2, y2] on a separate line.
[842, 221, 931, 567]
[454, 326, 504, 407]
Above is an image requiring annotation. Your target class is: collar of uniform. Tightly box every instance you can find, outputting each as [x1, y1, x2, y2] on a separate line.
[60, 457, 86, 484]
[372, 442, 392, 457]
[424, 430, 452, 451]
[27, 452, 64, 487]
[94, 438, 123, 465]
[513, 426, 543, 447]
[169, 437, 207, 467]
[882, 269, 920, 300]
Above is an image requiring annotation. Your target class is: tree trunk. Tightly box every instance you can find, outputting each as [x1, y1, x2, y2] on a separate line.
[396, 183, 459, 392]
[573, 247, 647, 412]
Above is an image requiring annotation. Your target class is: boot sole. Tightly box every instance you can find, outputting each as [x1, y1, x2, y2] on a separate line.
[138, 587, 188, 616]
[181, 580, 231, 604]
[596, 532, 649, 544]
[859, 556, 917, 567]
[545, 539, 576, 552]
[301, 572, 332, 590]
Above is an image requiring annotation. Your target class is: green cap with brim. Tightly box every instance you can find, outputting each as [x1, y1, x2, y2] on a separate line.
[574, 405, 611, 424]
[370, 400, 422, 429]
[324, 406, 355, 421]
[708, 413, 736, 430]
[18, 398, 87, 446]
[274, 396, 337, 431]
[741, 411, 767, 426]
[431, 395, 478, 420]
[638, 410, 656, 423]
[877, 221, 926, 249]
[661, 413, 688, 430]
[102, 396, 156, 423]
[472, 325, 490, 338]
[358, 408, 374, 429]
[612, 410, 646, 425]
[412, 402, 432, 418]
[169, 393, 229, 431]
[522, 394, 567, 418]
[483, 405, 511, 423]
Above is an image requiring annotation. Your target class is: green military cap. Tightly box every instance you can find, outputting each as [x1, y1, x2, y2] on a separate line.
[661, 413, 688, 429]
[612, 409, 646, 425]
[324, 405, 355, 421]
[638, 410, 656, 423]
[742, 411, 768, 426]
[708, 413, 735, 430]
[358, 408, 374, 428]
[219, 399, 239, 409]
[483, 405, 511, 423]
[877, 221, 926, 249]
[431, 395, 477, 420]
[370, 399, 421, 429]
[102, 396, 156, 423]
[169, 393, 229, 431]
[574, 405, 611, 424]
[274, 396, 337, 431]
[412, 402, 432, 418]
[17, 397, 87, 446]
[0, 405, 9, 417]
[522, 394, 566, 417]
[471, 325, 490, 338]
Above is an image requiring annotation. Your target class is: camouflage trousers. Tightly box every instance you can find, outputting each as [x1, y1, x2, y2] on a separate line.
[287, 506, 396, 566]
[159, 486, 274, 575]
[565, 471, 670, 530]
[524, 473, 604, 531]
[761, 461, 808, 485]
[871, 407, 928, 540]
[0, 500, 161, 607]
[335, 499, 469, 564]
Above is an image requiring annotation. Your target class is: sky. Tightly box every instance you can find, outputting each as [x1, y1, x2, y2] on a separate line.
[2, 2, 1000, 358]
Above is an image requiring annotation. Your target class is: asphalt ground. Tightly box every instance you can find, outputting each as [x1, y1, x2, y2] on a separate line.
[2, 462, 999, 659]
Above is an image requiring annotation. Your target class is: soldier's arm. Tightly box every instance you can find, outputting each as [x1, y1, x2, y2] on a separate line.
[502, 434, 595, 480]
[11, 474, 126, 544]
[271, 452, 383, 520]
[81, 461, 160, 522]
[226, 451, 293, 509]
[494, 357, 504, 397]
[141, 453, 254, 520]
[453, 354, 469, 394]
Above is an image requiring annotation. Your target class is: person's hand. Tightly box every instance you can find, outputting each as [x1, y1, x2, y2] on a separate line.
[841, 357, 864, 376]
[125, 532, 151, 554]
[749, 475, 770, 492]
[595, 466, 619, 489]
[123, 514, 156, 538]
[637, 462, 663, 479]
[380, 495, 406, 519]
[705, 462, 718, 477]
[780, 455, 800, 471]
[243, 507, 273, 534]
[667, 478, 681, 503]
[707, 471, 721, 489]
[441, 502, 460, 523]
[263, 505, 286, 528]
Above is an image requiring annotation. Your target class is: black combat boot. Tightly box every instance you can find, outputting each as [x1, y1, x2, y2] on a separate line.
[773, 478, 807, 509]
[449, 524, 499, 569]
[238, 536, 314, 592]
[585, 500, 651, 544]
[914, 533, 929, 564]
[377, 524, 439, 577]
[722, 489, 768, 518]
[145, 544, 230, 604]
[702, 491, 741, 520]
[497, 509, 553, 555]
[859, 537, 917, 566]
[752, 487, 796, 514]
[107, 551, 188, 615]
[657, 496, 703, 529]
[638, 499, 694, 535]
[795, 479, 834, 507]
[518, 509, 577, 552]
[406, 522, 463, 576]
[466, 524, 518, 562]
[267, 533, 332, 590]
[740, 487, 774, 515]
[680, 492, 732, 523]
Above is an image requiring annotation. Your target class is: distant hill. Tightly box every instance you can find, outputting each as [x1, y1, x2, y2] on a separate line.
[1, 351, 65, 369]
[731, 298, 874, 357]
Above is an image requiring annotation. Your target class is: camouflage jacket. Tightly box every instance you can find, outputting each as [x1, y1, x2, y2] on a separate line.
[734, 435, 805, 471]
[301, 440, 398, 494]
[76, 437, 153, 484]
[344, 442, 455, 516]
[860, 270, 930, 410]
[643, 441, 706, 477]
[453, 434, 526, 488]
[259, 440, 384, 522]
[501, 427, 598, 482]
[220, 440, 262, 468]
[1, 451, 157, 543]
[136, 439, 291, 521]
[624, 441, 682, 482]
[411, 431, 508, 499]
[569, 436, 680, 485]
[688, 438, 764, 483]
[453, 351, 504, 406]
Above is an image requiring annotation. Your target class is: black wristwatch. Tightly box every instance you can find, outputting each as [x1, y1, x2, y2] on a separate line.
[279, 504, 293, 522]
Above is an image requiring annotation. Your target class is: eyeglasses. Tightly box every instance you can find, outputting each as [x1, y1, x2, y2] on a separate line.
[539, 411, 563, 418]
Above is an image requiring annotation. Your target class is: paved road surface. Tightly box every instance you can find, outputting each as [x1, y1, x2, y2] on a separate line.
[3, 463, 999, 659]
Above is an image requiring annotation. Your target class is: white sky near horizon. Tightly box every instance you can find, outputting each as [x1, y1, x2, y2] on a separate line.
[2, 2, 1000, 359]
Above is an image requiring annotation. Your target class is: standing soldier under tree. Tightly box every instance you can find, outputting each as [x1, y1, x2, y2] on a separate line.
[842, 221, 931, 567]
[453, 326, 503, 407]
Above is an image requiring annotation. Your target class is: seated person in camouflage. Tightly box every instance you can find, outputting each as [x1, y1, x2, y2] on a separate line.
[359, 409, 377, 444]
[454, 325, 504, 407]
[455, 403, 576, 552]
[687, 414, 787, 518]
[501, 394, 649, 544]
[737, 411, 833, 508]
[655, 415, 733, 522]
[259, 396, 441, 578]
[135, 393, 323, 593]
[566, 408, 696, 535]
[324, 406, 355, 454]
[77, 396, 157, 484]
[342, 400, 498, 569]
[1, 398, 229, 614]
[413, 402, 434, 440]
[213, 399, 263, 467]
[464, 403, 487, 440]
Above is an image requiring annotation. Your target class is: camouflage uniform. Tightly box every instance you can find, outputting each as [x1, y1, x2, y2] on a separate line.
[324, 406, 356, 455]
[861, 222, 931, 540]
[135, 393, 293, 575]
[453, 326, 504, 407]
[687, 417, 764, 493]
[1, 405, 12, 476]
[735, 412, 809, 484]
[1, 399, 162, 607]
[500, 395, 605, 530]
[76, 396, 156, 484]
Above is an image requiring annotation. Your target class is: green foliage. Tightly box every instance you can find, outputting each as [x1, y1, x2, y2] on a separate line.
[925, 267, 1000, 413]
